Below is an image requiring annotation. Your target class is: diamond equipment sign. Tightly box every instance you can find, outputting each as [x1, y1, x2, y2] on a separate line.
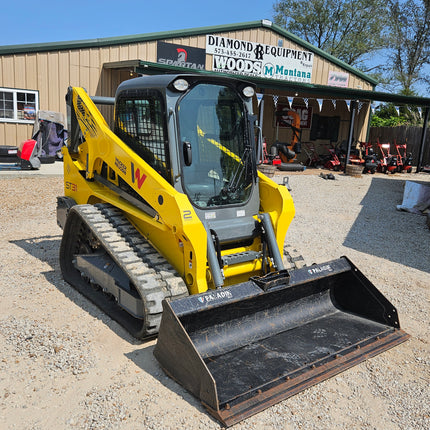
[206, 35, 314, 83]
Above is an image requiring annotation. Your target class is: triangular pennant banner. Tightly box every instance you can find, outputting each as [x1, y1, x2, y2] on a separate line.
[358, 102, 364, 113]
[418, 107, 422, 118]
[317, 99, 323, 112]
[331, 99, 336, 110]
[257, 93, 263, 106]
[303, 98, 309, 108]
[395, 106, 400, 116]
[371, 104, 376, 115]
[273, 95, 279, 108]
[288, 96, 294, 107]
[345, 100, 351, 111]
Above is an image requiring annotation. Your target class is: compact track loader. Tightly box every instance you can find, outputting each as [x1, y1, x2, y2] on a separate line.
[58, 74, 409, 426]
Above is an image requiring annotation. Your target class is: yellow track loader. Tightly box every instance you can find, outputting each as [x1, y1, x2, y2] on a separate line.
[57, 74, 409, 426]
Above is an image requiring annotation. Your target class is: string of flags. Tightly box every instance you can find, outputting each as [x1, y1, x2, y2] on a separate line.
[258, 93, 368, 114]
[257, 93, 424, 118]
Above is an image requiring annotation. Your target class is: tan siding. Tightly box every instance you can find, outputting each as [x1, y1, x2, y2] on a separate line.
[47, 52, 59, 112]
[89, 48, 100, 95]
[137, 42, 147, 59]
[349, 74, 359, 90]
[69, 50, 80, 87]
[119, 45, 130, 61]
[242, 30, 252, 43]
[358, 103, 371, 141]
[99, 47, 112, 96]
[4, 122, 17, 146]
[18, 123, 33, 142]
[0, 25, 374, 148]
[14, 55, 26, 89]
[2, 56, 15, 87]
[58, 51, 70, 105]
[25, 54, 38, 90]
[0, 123, 5, 145]
[320, 59, 331, 86]
[37, 53, 49, 110]
[109, 46, 120, 62]
[79, 49, 90, 91]
[128, 43, 138, 61]
[0, 122, 34, 146]
[146, 42, 157, 62]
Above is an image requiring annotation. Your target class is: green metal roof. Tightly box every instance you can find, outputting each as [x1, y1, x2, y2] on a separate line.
[0, 20, 377, 85]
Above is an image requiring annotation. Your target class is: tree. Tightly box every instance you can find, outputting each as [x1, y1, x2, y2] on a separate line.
[272, 0, 390, 69]
[370, 103, 420, 126]
[385, 0, 430, 96]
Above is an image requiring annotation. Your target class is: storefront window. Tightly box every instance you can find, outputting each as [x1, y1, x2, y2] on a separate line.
[310, 114, 340, 141]
[0, 88, 38, 123]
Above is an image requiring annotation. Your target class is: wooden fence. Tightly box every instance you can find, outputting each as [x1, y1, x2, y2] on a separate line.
[369, 126, 430, 166]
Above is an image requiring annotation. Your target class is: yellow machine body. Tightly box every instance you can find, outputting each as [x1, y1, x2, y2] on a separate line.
[58, 75, 409, 427]
[62, 85, 294, 295]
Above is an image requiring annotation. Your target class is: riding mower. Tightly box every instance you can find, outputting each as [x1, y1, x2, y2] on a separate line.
[394, 140, 413, 173]
[377, 139, 398, 174]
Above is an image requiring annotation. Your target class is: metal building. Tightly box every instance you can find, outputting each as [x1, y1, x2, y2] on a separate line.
[0, 20, 429, 166]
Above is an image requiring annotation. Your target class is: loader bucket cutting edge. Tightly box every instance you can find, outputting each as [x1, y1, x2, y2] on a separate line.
[153, 257, 409, 427]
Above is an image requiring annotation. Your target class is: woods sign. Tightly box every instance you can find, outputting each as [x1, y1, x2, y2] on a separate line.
[206, 35, 314, 83]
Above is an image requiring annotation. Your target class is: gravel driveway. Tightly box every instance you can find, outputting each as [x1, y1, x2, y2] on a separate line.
[0, 169, 428, 429]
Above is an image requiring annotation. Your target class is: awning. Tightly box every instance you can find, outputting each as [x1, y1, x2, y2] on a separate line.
[104, 59, 430, 107]
[103, 59, 430, 170]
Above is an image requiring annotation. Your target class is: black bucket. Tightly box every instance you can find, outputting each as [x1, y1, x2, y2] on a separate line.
[154, 257, 409, 427]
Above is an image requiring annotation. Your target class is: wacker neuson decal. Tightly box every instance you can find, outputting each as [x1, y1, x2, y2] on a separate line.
[206, 35, 314, 83]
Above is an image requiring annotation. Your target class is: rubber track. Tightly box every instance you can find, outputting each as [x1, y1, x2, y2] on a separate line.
[67, 203, 188, 338]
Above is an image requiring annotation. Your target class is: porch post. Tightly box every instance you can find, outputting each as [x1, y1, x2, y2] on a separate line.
[344, 100, 357, 172]
[416, 107, 429, 173]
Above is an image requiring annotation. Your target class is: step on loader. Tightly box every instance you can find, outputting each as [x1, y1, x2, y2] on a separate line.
[57, 74, 409, 426]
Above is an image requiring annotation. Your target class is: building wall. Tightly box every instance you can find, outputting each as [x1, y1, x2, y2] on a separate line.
[0, 27, 373, 147]
[260, 96, 371, 164]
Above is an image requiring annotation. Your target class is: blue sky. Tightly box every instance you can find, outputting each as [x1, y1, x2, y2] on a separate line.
[2, 0, 428, 96]
[1, 0, 274, 45]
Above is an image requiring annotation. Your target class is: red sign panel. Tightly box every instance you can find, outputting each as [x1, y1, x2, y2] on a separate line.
[275, 104, 313, 129]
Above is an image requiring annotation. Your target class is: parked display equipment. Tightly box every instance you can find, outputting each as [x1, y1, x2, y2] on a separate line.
[57, 74, 409, 427]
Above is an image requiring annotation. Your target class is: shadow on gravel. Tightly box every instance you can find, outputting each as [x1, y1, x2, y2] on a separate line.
[10, 235, 138, 343]
[343, 176, 430, 273]
[125, 347, 215, 421]
[10, 234, 209, 414]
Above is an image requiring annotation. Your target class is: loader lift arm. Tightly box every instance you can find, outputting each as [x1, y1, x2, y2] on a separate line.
[58, 74, 410, 427]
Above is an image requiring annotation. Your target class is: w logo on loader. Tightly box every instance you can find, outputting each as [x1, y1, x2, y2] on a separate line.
[131, 162, 147, 189]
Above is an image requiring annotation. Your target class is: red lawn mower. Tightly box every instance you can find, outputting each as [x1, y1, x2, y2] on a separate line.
[261, 138, 282, 167]
[376, 139, 398, 174]
[322, 142, 342, 171]
[394, 140, 413, 173]
[336, 140, 364, 170]
[360, 141, 379, 174]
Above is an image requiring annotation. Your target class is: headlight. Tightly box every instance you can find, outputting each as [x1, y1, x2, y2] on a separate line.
[242, 86, 255, 98]
[173, 78, 189, 92]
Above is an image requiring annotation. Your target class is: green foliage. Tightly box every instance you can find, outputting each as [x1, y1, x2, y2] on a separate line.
[370, 115, 407, 126]
[273, 0, 430, 95]
[386, 0, 430, 95]
[370, 103, 423, 126]
[273, 0, 390, 68]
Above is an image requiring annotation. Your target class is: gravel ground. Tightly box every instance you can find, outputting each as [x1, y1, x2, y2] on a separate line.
[0, 170, 429, 429]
